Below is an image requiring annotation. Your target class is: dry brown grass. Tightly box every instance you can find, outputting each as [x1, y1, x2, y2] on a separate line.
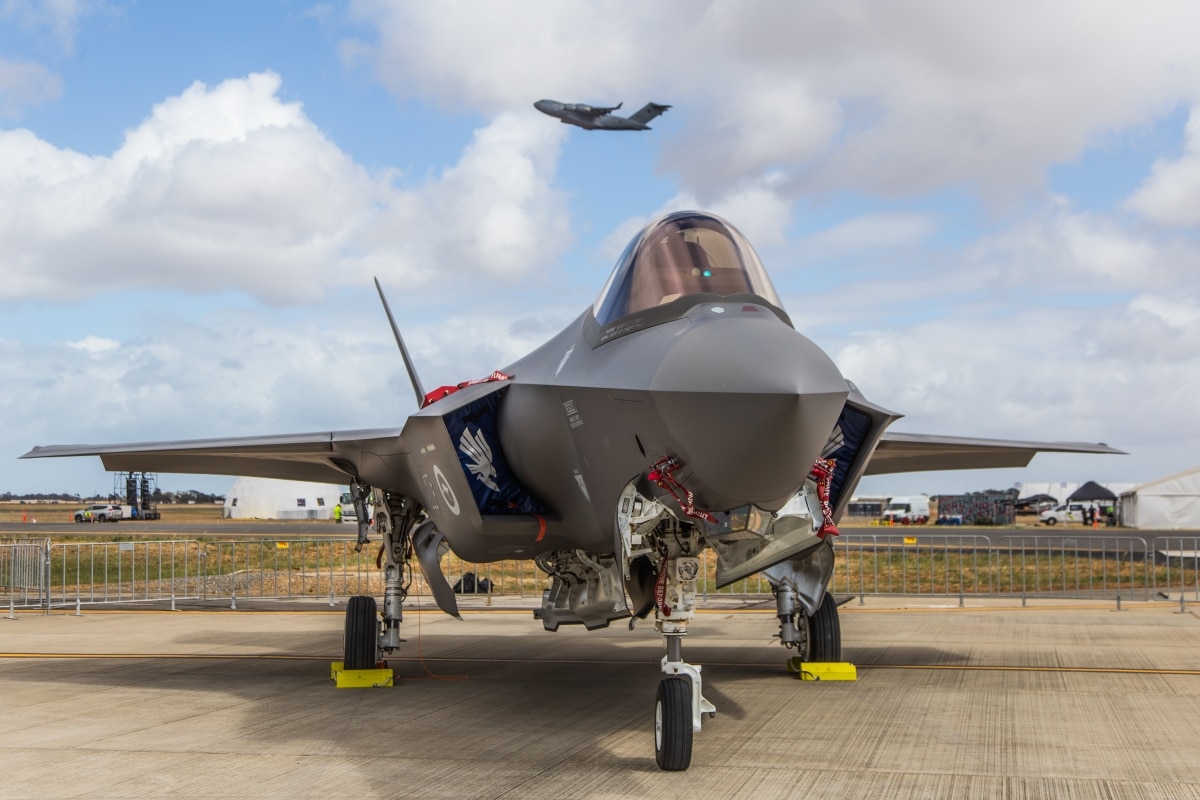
[0, 502, 246, 524]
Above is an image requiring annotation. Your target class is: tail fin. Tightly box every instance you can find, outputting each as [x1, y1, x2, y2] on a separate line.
[374, 277, 427, 409]
[629, 102, 671, 125]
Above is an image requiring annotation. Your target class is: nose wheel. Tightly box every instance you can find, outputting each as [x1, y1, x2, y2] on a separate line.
[654, 677, 693, 770]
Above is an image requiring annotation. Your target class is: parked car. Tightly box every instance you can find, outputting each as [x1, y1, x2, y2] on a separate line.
[1038, 502, 1097, 526]
[73, 504, 123, 523]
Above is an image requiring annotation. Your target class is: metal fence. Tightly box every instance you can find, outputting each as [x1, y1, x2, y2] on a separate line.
[3, 534, 1199, 611]
[829, 534, 1200, 602]
[1, 538, 49, 609]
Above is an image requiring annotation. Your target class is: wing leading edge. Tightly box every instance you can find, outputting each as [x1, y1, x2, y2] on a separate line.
[20, 428, 407, 486]
[865, 431, 1125, 476]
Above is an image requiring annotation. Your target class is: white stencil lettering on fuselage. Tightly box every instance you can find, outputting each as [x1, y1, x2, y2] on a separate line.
[562, 398, 583, 429]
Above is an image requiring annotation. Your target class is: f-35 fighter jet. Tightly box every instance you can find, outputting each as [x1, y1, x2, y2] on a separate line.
[534, 99, 670, 130]
[22, 211, 1121, 770]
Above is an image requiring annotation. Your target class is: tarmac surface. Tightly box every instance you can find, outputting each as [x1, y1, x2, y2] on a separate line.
[2, 596, 1200, 799]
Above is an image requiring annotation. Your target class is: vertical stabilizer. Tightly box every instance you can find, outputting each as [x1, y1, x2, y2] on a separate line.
[629, 102, 671, 125]
[374, 277, 427, 409]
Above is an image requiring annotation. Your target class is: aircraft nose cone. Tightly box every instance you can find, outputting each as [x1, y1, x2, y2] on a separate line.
[650, 307, 849, 509]
[534, 100, 554, 113]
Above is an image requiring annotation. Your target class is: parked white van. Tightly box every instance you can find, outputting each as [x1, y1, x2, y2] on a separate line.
[1038, 502, 1098, 525]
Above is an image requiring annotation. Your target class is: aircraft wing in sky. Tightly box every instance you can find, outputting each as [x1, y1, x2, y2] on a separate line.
[21, 428, 406, 485]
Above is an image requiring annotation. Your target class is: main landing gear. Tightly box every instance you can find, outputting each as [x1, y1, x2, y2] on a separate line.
[343, 491, 414, 670]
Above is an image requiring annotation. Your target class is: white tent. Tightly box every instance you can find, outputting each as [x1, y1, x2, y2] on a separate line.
[223, 477, 345, 520]
[1015, 481, 1136, 504]
[1118, 467, 1200, 529]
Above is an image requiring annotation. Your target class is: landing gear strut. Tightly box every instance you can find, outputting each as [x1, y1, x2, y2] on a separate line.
[653, 549, 715, 771]
[774, 585, 841, 662]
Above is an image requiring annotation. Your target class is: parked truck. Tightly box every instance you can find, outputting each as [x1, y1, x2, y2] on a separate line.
[339, 491, 357, 524]
[883, 495, 931, 525]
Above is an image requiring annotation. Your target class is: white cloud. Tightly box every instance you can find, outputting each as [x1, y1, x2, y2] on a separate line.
[2, 0, 97, 54]
[966, 201, 1163, 292]
[1126, 107, 1200, 227]
[0, 73, 572, 304]
[346, 1, 1200, 199]
[829, 297, 1200, 471]
[66, 335, 119, 355]
[801, 213, 937, 254]
[0, 57, 63, 118]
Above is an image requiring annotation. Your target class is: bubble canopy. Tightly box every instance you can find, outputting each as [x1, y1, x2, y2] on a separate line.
[592, 211, 784, 327]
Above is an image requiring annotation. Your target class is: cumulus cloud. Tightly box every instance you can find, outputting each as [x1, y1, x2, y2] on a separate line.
[1126, 107, 1200, 227]
[964, 201, 1163, 294]
[829, 296, 1200, 470]
[346, 1, 1200, 200]
[0, 72, 571, 304]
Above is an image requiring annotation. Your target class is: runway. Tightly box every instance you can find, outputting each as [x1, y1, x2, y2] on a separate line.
[2, 598, 1199, 798]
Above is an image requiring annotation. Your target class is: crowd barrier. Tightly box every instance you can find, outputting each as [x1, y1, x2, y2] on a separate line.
[3, 533, 1198, 611]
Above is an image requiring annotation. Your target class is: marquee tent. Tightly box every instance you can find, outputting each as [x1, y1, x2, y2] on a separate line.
[1118, 467, 1200, 530]
[1067, 481, 1117, 503]
[223, 477, 345, 520]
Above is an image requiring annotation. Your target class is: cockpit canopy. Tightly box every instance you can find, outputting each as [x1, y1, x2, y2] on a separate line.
[593, 211, 784, 326]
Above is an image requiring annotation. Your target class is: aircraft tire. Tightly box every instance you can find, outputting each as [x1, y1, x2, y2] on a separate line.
[344, 595, 378, 670]
[808, 592, 841, 662]
[654, 677, 693, 771]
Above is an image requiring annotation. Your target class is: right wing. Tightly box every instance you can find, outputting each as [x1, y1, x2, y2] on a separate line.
[21, 428, 408, 487]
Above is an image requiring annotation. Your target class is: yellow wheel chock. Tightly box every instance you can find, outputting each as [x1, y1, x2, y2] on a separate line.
[786, 659, 857, 681]
[330, 661, 394, 688]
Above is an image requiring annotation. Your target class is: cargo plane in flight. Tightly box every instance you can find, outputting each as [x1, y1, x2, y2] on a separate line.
[534, 99, 670, 130]
[23, 211, 1121, 770]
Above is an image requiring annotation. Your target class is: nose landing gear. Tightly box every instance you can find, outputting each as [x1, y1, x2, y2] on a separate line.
[652, 554, 715, 771]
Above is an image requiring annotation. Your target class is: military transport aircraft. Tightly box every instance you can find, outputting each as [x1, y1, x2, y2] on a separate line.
[534, 99, 671, 130]
[22, 211, 1121, 770]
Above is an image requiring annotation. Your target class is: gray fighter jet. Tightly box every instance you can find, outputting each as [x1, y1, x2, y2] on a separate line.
[534, 99, 670, 130]
[22, 211, 1121, 770]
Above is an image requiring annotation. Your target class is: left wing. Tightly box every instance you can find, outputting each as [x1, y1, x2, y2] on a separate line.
[865, 431, 1125, 475]
[21, 428, 407, 486]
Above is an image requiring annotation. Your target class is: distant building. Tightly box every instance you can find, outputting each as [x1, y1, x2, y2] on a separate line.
[846, 497, 887, 518]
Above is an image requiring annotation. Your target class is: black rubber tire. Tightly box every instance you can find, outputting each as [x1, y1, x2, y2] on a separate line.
[1044, 517, 1057, 526]
[74, 515, 84, 523]
[344, 595, 378, 670]
[807, 591, 841, 662]
[654, 677, 693, 771]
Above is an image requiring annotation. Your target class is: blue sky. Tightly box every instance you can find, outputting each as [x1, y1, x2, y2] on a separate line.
[3, 1, 1200, 500]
